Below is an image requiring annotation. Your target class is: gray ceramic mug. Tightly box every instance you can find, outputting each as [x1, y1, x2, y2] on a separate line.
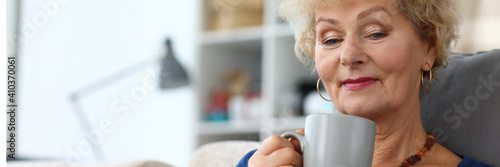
[281, 113, 376, 167]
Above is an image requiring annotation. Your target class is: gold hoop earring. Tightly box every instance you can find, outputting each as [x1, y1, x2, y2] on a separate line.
[421, 66, 432, 92]
[317, 78, 332, 102]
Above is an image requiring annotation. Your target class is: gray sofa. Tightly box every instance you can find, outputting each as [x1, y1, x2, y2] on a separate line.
[420, 49, 500, 166]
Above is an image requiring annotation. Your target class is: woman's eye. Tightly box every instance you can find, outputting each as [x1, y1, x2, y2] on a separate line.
[323, 38, 342, 45]
[369, 32, 387, 39]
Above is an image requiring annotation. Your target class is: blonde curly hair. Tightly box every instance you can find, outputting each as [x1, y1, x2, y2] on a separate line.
[278, 0, 461, 79]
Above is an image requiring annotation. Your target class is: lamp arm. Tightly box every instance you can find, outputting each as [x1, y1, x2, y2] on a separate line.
[68, 56, 161, 162]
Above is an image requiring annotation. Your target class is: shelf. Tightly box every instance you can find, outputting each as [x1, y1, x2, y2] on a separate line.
[201, 26, 263, 45]
[194, 0, 310, 147]
[198, 120, 261, 136]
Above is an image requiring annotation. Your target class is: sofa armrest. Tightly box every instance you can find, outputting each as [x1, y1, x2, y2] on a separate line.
[188, 140, 260, 167]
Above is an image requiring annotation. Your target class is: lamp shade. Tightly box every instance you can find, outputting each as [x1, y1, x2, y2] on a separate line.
[159, 39, 189, 89]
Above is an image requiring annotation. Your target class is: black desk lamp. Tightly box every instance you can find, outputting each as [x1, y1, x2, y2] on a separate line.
[159, 39, 189, 89]
[69, 38, 189, 161]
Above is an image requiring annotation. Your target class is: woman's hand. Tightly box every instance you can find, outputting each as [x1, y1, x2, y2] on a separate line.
[248, 129, 305, 167]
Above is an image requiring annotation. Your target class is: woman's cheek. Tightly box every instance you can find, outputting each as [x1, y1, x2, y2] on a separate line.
[377, 38, 415, 72]
[314, 46, 324, 72]
[316, 51, 339, 80]
[367, 47, 404, 76]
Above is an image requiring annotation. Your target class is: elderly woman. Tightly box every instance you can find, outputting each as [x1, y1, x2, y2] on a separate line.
[236, 0, 492, 166]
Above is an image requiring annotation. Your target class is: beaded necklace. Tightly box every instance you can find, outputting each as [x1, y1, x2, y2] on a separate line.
[399, 132, 436, 167]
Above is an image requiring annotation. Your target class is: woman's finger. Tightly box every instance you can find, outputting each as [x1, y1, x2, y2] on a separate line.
[290, 129, 305, 154]
[295, 129, 305, 135]
[258, 135, 295, 156]
[267, 147, 303, 167]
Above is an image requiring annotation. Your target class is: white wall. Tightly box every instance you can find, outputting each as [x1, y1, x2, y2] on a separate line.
[7, 0, 19, 56]
[17, 0, 198, 166]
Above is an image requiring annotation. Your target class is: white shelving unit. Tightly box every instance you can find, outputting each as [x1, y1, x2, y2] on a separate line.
[194, 0, 317, 147]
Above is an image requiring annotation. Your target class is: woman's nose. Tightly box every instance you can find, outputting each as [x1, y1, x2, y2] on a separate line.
[340, 39, 368, 67]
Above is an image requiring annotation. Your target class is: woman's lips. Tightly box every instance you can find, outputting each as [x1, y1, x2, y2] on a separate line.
[342, 77, 378, 90]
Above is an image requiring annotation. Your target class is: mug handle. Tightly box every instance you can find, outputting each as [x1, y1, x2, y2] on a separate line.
[281, 131, 305, 152]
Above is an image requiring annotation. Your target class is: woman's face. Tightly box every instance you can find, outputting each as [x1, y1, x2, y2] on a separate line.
[315, 0, 436, 118]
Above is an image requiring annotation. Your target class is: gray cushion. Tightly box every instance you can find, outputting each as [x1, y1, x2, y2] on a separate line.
[420, 49, 500, 166]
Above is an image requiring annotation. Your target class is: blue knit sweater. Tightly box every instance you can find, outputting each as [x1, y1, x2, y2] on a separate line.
[236, 149, 492, 167]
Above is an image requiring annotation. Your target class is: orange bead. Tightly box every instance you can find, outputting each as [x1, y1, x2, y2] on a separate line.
[428, 135, 436, 142]
[418, 150, 425, 157]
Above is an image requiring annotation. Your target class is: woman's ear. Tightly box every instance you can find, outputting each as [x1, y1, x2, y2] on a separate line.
[421, 33, 437, 71]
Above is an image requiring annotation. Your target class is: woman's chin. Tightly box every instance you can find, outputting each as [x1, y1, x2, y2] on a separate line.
[337, 100, 386, 119]
[335, 89, 389, 118]
[343, 108, 380, 119]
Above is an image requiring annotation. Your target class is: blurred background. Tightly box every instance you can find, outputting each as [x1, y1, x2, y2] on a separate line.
[6, 0, 500, 166]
